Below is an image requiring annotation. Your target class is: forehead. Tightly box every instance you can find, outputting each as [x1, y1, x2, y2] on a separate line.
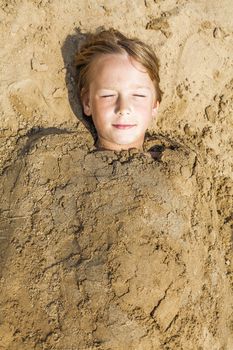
[88, 53, 153, 89]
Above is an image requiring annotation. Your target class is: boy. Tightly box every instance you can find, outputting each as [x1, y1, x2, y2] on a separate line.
[75, 28, 162, 151]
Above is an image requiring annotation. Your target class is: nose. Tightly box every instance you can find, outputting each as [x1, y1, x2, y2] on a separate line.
[115, 95, 131, 116]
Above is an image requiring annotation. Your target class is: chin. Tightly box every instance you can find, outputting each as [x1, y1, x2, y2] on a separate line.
[114, 135, 139, 144]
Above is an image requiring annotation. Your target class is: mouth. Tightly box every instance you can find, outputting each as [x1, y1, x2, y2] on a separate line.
[112, 124, 136, 130]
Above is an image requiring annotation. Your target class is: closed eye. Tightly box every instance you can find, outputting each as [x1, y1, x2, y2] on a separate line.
[133, 94, 147, 97]
[101, 95, 115, 98]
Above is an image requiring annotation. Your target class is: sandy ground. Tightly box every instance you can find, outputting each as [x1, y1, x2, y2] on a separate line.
[0, 0, 233, 349]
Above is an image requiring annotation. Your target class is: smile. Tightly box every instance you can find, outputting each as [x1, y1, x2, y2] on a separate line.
[112, 124, 136, 129]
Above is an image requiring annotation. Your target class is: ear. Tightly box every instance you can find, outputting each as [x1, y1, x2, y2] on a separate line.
[152, 100, 159, 117]
[81, 89, 92, 116]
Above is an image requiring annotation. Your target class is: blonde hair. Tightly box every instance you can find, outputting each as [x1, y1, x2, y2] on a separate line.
[75, 28, 163, 104]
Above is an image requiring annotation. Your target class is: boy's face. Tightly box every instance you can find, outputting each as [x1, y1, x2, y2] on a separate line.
[82, 53, 159, 151]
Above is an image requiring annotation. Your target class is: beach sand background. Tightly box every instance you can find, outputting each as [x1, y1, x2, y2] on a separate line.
[0, 0, 233, 349]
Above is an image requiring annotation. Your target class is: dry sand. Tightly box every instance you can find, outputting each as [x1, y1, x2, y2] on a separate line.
[0, 0, 233, 349]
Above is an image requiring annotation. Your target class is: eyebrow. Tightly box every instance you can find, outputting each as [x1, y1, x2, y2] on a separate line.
[133, 85, 151, 90]
[97, 86, 151, 91]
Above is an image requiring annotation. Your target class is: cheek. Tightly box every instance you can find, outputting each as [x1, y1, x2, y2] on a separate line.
[93, 99, 110, 111]
[138, 105, 154, 126]
[91, 102, 112, 128]
[134, 101, 153, 117]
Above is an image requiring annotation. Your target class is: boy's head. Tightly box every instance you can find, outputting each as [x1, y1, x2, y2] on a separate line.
[75, 28, 162, 151]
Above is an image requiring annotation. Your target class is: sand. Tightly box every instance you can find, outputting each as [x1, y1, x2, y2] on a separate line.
[0, 0, 233, 349]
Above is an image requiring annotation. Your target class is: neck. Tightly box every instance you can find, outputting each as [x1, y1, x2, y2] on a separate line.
[95, 138, 144, 151]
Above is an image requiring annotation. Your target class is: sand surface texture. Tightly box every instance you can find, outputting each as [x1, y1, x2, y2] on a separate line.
[0, 0, 233, 349]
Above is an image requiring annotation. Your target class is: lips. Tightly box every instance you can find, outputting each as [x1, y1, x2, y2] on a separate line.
[112, 124, 136, 129]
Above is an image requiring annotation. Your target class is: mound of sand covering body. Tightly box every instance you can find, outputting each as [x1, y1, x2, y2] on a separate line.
[0, 1, 232, 349]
